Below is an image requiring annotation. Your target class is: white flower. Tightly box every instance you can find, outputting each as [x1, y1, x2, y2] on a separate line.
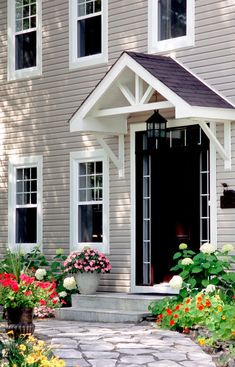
[63, 276, 77, 290]
[181, 258, 194, 266]
[200, 242, 216, 254]
[205, 284, 216, 294]
[169, 275, 183, 290]
[35, 268, 47, 280]
[222, 243, 234, 253]
[58, 291, 67, 298]
[179, 243, 188, 250]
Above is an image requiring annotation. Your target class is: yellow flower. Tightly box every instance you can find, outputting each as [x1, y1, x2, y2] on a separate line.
[26, 355, 35, 364]
[198, 337, 206, 346]
[19, 344, 26, 352]
[221, 315, 226, 320]
[217, 305, 223, 312]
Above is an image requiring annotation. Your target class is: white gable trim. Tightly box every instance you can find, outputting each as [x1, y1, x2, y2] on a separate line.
[69, 52, 235, 171]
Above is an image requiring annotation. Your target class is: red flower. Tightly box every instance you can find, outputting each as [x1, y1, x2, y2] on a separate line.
[175, 305, 180, 310]
[10, 281, 19, 292]
[50, 291, 58, 299]
[39, 299, 46, 306]
[52, 299, 58, 305]
[174, 314, 179, 319]
[170, 320, 175, 326]
[186, 298, 191, 304]
[24, 290, 32, 296]
[37, 281, 52, 289]
[158, 314, 163, 319]
[61, 299, 67, 305]
[184, 307, 189, 313]
[166, 308, 172, 316]
[183, 328, 190, 334]
[20, 274, 35, 285]
[198, 305, 204, 311]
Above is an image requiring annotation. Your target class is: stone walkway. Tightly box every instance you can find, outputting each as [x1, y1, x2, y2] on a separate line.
[34, 319, 216, 367]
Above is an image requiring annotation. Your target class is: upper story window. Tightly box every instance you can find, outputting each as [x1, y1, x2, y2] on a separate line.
[8, 156, 43, 252]
[148, 0, 194, 54]
[69, 0, 108, 69]
[8, 0, 42, 81]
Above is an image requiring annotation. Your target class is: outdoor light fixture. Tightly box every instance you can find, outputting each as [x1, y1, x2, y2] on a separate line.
[146, 110, 167, 149]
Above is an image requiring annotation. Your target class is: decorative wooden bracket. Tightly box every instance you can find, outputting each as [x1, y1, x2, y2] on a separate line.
[96, 134, 125, 178]
[198, 120, 231, 170]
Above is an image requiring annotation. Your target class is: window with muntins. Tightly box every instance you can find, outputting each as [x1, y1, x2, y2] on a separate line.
[70, 151, 109, 253]
[69, 0, 108, 68]
[16, 167, 37, 244]
[8, 156, 42, 250]
[8, 0, 42, 80]
[78, 161, 103, 243]
[148, 0, 194, 53]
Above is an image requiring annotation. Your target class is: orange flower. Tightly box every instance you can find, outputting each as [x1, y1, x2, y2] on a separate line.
[198, 305, 204, 311]
[197, 296, 203, 303]
[184, 307, 189, 313]
[170, 320, 175, 326]
[186, 298, 191, 304]
[198, 338, 206, 346]
[205, 300, 211, 307]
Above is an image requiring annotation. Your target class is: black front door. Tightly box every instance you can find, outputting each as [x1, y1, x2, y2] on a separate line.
[135, 126, 210, 286]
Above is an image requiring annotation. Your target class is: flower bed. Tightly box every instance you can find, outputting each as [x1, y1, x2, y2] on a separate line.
[149, 242, 235, 367]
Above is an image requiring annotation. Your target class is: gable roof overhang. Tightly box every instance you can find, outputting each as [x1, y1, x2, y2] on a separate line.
[69, 51, 235, 172]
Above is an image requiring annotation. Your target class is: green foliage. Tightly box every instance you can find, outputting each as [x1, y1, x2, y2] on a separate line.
[171, 244, 235, 300]
[0, 334, 65, 366]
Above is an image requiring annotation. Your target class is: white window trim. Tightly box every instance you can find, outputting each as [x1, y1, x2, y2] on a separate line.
[148, 0, 195, 54]
[8, 155, 43, 252]
[69, 0, 108, 69]
[70, 150, 109, 254]
[8, 0, 42, 81]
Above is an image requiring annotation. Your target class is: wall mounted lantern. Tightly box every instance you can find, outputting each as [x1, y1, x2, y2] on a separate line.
[146, 110, 167, 149]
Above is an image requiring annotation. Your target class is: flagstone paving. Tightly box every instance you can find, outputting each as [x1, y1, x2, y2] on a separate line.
[34, 319, 216, 367]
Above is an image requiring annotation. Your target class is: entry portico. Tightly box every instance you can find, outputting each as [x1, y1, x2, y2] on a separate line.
[70, 51, 235, 293]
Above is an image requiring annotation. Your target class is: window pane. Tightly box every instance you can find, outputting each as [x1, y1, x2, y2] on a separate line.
[79, 163, 86, 175]
[87, 175, 94, 188]
[23, 18, 29, 30]
[77, 15, 101, 57]
[78, 204, 102, 242]
[16, 7, 22, 20]
[86, 1, 94, 15]
[87, 162, 94, 174]
[95, 0, 101, 12]
[24, 180, 30, 192]
[16, 181, 23, 192]
[30, 16, 37, 28]
[79, 176, 86, 188]
[16, 194, 23, 205]
[15, 30, 36, 70]
[31, 167, 37, 179]
[17, 168, 23, 180]
[23, 5, 29, 17]
[24, 193, 30, 204]
[96, 161, 102, 173]
[31, 179, 37, 192]
[79, 189, 86, 201]
[31, 193, 37, 204]
[158, 0, 186, 41]
[30, 3, 36, 15]
[78, 3, 85, 16]
[16, 207, 37, 243]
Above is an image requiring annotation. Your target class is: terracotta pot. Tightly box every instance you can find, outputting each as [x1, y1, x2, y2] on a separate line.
[5, 307, 35, 338]
[75, 272, 101, 294]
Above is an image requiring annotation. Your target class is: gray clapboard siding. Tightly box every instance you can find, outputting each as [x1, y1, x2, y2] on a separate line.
[0, 0, 235, 289]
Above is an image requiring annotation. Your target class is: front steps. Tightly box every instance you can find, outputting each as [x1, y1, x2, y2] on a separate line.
[55, 293, 163, 323]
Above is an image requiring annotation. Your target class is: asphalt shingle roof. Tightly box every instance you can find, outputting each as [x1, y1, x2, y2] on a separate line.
[127, 51, 234, 109]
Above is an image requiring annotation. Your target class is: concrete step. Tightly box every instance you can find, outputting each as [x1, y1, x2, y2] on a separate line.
[71, 292, 163, 312]
[55, 293, 164, 323]
[55, 307, 150, 323]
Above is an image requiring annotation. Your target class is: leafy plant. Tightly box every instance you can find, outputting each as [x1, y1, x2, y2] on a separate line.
[171, 243, 235, 299]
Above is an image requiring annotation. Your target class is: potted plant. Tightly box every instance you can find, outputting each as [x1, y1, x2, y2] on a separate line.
[0, 273, 60, 337]
[63, 247, 111, 294]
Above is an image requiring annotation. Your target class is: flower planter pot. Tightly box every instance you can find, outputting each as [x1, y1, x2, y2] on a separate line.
[5, 307, 35, 338]
[75, 272, 101, 294]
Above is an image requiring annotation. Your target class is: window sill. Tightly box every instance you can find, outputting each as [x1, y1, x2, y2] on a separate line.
[148, 35, 194, 54]
[69, 53, 108, 70]
[8, 66, 42, 82]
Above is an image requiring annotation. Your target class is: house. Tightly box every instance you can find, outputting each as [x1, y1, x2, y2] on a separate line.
[0, 0, 235, 295]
